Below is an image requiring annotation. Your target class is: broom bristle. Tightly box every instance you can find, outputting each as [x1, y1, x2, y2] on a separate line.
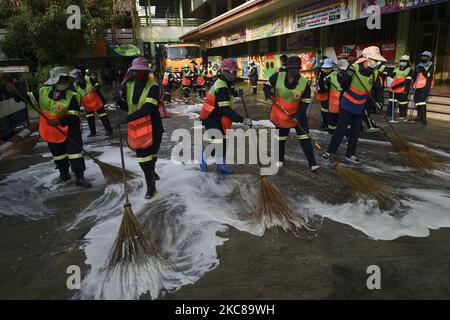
[108, 204, 166, 267]
[250, 176, 313, 234]
[384, 130, 408, 152]
[404, 147, 440, 171]
[96, 160, 136, 184]
[383, 129, 440, 170]
[335, 164, 389, 201]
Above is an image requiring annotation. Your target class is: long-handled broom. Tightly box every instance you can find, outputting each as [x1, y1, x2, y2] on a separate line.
[352, 72, 440, 171]
[270, 96, 390, 201]
[239, 90, 314, 233]
[107, 127, 168, 267]
[12, 87, 135, 184]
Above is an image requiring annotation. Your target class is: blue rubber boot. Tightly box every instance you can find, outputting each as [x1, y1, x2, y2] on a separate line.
[216, 163, 234, 174]
[199, 152, 208, 172]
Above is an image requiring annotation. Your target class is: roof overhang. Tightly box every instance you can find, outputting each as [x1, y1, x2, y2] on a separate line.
[180, 0, 300, 42]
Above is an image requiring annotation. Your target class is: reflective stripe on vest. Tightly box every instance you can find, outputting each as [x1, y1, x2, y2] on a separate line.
[327, 71, 342, 114]
[38, 87, 78, 143]
[341, 63, 377, 115]
[414, 64, 433, 89]
[269, 72, 308, 128]
[126, 80, 157, 150]
[390, 67, 411, 93]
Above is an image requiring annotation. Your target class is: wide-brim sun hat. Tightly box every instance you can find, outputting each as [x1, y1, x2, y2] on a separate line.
[45, 67, 70, 86]
[121, 57, 150, 85]
[400, 55, 410, 61]
[221, 59, 240, 72]
[69, 69, 82, 79]
[355, 46, 387, 64]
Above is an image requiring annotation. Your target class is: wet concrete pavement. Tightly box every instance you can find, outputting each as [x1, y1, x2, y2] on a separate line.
[1, 86, 450, 299]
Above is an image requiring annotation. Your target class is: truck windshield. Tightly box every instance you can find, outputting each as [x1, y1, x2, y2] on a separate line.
[167, 46, 201, 60]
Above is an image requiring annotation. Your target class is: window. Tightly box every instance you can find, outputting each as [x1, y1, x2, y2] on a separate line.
[167, 46, 201, 59]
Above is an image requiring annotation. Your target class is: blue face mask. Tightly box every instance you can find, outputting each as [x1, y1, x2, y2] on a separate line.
[368, 61, 378, 69]
[399, 62, 407, 67]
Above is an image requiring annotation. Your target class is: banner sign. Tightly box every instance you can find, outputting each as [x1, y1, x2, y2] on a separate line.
[291, 1, 353, 32]
[0, 66, 30, 73]
[226, 28, 246, 46]
[325, 43, 397, 64]
[360, 0, 447, 18]
[247, 16, 284, 42]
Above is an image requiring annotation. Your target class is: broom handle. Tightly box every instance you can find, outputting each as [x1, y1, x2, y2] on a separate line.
[270, 97, 325, 153]
[352, 71, 404, 143]
[12, 86, 101, 163]
[118, 126, 129, 204]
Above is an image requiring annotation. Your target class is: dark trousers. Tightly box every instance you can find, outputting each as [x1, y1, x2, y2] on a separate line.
[277, 115, 317, 167]
[387, 91, 409, 119]
[251, 80, 258, 95]
[327, 109, 362, 158]
[48, 131, 86, 175]
[86, 107, 112, 135]
[183, 85, 190, 99]
[320, 100, 329, 129]
[414, 89, 429, 124]
[328, 112, 339, 134]
[135, 140, 161, 187]
[198, 85, 206, 98]
[164, 86, 172, 102]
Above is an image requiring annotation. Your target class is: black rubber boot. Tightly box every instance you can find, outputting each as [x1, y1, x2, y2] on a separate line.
[75, 171, 92, 189]
[56, 167, 71, 183]
[421, 106, 427, 124]
[144, 171, 156, 199]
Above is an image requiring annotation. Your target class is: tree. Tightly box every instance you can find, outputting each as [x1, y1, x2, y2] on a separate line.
[0, 0, 85, 67]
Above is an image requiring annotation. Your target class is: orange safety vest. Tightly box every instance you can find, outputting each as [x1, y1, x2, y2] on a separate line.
[315, 91, 329, 102]
[269, 72, 308, 128]
[162, 72, 170, 86]
[326, 71, 342, 114]
[414, 64, 434, 89]
[197, 75, 206, 86]
[73, 77, 103, 112]
[36, 87, 79, 143]
[199, 79, 234, 132]
[389, 67, 411, 93]
[126, 80, 157, 150]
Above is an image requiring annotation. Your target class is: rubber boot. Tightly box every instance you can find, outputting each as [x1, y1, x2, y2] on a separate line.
[144, 171, 156, 199]
[56, 167, 71, 183]
[421, 105, 427, 125]
[216, 158, 233, 174]
[75, 171, 92, 188]
[87, 116, 96, 137]
[100, 115, 113, 136]
[200, 151, 208, 172]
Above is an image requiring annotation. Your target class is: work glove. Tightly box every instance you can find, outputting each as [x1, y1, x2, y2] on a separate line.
[264, 90, 273, 101]
[243, 118, 253, 128]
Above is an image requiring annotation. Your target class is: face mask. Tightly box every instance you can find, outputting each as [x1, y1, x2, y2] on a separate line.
[420, 58, 429, 63]
[134, 71, 146, 81]
[55, 83, 69, 91]
[287, 68, 299, 78]
[367, 61, 378, 69]
[399, 62, 407, 67]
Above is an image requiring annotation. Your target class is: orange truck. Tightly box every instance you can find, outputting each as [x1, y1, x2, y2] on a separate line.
[161, 43, 203, 75]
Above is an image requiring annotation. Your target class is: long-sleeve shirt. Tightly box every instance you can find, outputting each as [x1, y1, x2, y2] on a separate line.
[264, 72, 312, 120]
[117, 80, 164, 143]
[248, 66, 258, 83]
[202, 74, 244, 132]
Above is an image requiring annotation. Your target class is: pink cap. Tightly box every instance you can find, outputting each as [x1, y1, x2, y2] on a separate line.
[221, 59, 239, 72]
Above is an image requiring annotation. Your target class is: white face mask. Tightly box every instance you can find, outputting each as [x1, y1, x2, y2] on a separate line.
[399, 62, 407, 67]
[367, 61, 378, 69]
